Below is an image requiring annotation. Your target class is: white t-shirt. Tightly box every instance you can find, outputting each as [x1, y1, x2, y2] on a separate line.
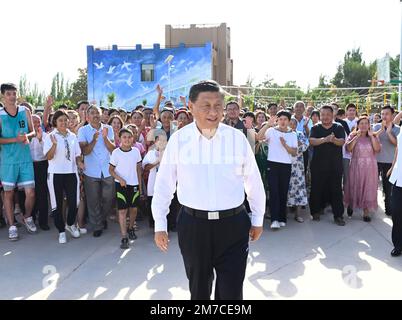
[30, 131, 48, 162]
[265, 127, 298, 164]
[142, 149, 160, 197]
[345, 118, 358, 132]
[109, 147, 142, 186]
[43, 130, 81, 174]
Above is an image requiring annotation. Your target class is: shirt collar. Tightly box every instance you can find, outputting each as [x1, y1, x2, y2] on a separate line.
[192, 121, 222, 140]
[89, 122, 103, 131]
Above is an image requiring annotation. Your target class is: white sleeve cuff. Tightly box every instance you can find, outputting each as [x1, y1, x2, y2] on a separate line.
[251, 214, 264, 227]
[154, 218, 168, 233]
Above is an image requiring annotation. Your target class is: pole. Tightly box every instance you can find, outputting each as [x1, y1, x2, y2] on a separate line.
[399, 0, 402, 111]
[168, 61, 171, 101]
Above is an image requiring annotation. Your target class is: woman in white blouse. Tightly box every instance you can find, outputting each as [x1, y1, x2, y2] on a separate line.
[43, 110, 84, 244]
[388, 130, 402, 257]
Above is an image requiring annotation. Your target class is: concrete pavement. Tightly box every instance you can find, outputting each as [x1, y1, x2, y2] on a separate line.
[0, 192, 401, 300]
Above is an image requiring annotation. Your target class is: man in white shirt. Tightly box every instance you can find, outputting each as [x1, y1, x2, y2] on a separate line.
[152, 80, 266, 300]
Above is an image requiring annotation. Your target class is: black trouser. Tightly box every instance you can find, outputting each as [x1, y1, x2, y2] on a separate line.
[177, 207, 251, 300]
[267, 161, 291, 223]
[147, 196, 154, 227]
[18, 161, 49, 226]
[391, 184, 402, 249]
[53, 173, 78, 233]
[310, 168, 344, 218]
[378, 162, 393, 216]
[168, 192, 180, 230]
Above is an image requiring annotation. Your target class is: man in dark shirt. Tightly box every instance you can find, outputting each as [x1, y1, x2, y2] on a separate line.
[332, 104, 350, 136]
[309, 105, 346, 226]
[223, 101, 247, 136]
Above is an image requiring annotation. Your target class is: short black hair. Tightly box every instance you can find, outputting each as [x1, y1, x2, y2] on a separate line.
[346, 103, 357, 111]
[243, 111, 256, 121]
[382, 105, 395, 114]
[276, 110, 292, 121]
[310, 110, 320, 119]
[226, 101, 240, 109]
[118, 127, 133, 138]
[135, 104, 145, 111]
[58, 104, 68, 110]
[76, 100, 89, 109]
[336, 109, 346, 117]
[1, 83, 17, 94]
[108, 108, 119, 116]
[320, 105, 334, 113]
[189, 80, 223, 103]
[0, 102, 4, 108]
[267, 103, 278, 110]
[52, 109, 69, 127]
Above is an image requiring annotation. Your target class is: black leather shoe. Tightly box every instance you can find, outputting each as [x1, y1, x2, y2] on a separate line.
[334, 217, 346, 226]
[312, 214, 320, 221]
[93, 230, 103, 237]
[347, 207, 353, 217]
[363, 216, 371, 223]
[391, 248, 402, 257]
[40, 224, 50, 231]
[103, 220, 108, 230]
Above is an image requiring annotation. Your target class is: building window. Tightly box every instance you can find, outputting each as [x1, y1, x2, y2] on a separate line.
[141, 64, 155, 82]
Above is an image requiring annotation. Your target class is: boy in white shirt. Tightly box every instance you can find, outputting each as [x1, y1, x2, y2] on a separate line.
[109, 128, 143, 249]
[142, 134, 167, 228]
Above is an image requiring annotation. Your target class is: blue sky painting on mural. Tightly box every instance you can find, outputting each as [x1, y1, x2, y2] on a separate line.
[87, 43, 212, 111]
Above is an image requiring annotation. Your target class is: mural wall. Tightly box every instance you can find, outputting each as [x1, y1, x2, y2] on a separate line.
[87, 43, 212, 110]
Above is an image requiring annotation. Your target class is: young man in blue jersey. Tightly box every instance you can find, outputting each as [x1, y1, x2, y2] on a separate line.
[0, 83, 37, 241]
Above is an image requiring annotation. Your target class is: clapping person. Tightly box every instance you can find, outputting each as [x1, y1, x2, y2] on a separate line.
[43, 110, 84, 243]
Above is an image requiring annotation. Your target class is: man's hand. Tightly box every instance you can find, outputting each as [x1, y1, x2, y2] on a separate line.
[119, 178, 127, 187]
[16, 132, 28, 144]
[92, 131, 100, 142]
[249, 226, 263, 242]
[102, 127, 108, 138]
[156, 84, 163, 96]
[155, 231, 169, 252]
[45, 96, 54, 110]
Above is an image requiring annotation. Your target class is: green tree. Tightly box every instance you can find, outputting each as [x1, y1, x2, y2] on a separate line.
[70, 68, 88, 104]
[107, 93, 116, 107]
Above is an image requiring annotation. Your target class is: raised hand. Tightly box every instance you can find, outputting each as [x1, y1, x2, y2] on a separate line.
[268, 116, 277, 127]
[102, 127, 108, 138]
[45, 96, 54, 110]
[156, 84, 163, 95]
[50, 134, 57, 145]
[150, 114, 157, 129]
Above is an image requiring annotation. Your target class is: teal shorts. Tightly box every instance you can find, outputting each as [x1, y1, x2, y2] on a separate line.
[1, 162, 35, 191]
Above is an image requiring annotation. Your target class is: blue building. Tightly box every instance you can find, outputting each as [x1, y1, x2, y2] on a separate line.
[87, 43, 213, 110]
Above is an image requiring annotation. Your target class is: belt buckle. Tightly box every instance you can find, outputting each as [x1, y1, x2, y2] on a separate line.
[208, 211, 219, 220]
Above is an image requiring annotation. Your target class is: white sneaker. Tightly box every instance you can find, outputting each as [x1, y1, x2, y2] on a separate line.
[270, 221, 280, 229]
[9, 226, 19, 241]
[65, 225, 80, 238]
[78, 227, 87, 235]
[279, 222, 286, 227]
[59, 232, 67, 244]
[24, 216, 37, 233]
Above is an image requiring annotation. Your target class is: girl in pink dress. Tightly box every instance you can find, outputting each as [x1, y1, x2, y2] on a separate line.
[344, 116, 381, 222]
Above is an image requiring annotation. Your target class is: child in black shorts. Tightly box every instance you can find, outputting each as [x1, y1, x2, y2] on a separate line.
[109, 128, 143, 249]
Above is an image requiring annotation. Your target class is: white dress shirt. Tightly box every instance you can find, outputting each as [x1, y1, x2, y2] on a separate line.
[151, 121, 266, 232]
[389, 131, 402, 187]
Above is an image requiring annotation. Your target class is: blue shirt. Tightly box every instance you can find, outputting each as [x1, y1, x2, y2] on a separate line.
[77, 123, 114, 178]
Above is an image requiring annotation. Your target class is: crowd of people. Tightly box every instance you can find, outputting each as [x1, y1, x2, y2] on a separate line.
[0, 81, 402, 257]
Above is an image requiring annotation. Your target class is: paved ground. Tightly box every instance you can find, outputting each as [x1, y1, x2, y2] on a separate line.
[0, 192, 401, 300]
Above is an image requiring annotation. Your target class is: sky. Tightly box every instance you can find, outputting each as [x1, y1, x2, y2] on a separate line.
[0, 0, 401, 94]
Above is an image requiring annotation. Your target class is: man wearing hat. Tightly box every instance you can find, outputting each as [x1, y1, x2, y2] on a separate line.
[152, 80, 266, 300]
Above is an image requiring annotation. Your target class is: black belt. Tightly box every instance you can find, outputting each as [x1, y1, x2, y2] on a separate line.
[183, 205, 245, 220]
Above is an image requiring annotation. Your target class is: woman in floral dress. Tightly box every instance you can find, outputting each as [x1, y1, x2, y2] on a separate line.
[287, 118, 309, 222]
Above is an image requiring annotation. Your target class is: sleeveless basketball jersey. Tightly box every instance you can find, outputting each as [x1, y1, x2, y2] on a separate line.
[0, 106, 32, 164]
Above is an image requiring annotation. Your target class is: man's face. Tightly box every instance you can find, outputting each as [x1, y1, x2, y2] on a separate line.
[320, 109, 334, 124]
[87, 107, 101, 125]
[189, 92, 224, 130]
[101, 109, 109, 123]
[268, 105, 277, 116]
[347, 107, 357, 119]
[225, 103, 240, 120]
[2, 89, 17, 105]
[381, 109, 393, 122]
[294, 103, 305, 117]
